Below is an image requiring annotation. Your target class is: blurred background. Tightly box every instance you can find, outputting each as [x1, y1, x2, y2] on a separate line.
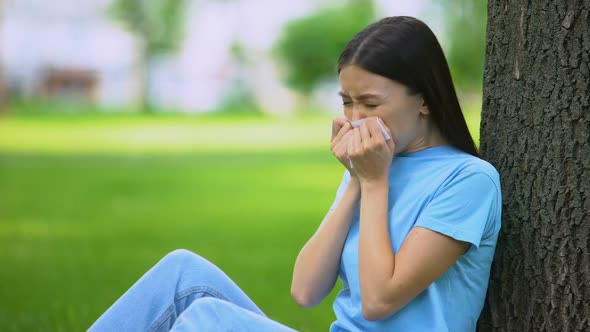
[0, 0, 486, 330]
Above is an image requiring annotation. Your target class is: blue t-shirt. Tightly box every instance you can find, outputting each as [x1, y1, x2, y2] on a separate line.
[328, 145, 502, 332]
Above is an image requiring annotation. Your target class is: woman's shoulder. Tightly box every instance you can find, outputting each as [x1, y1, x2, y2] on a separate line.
[431, 147, 501, 195]
[428, 146, 499, 177]
[453, 151, 500, 186]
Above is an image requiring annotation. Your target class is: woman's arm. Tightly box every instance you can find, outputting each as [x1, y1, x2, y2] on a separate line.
[357, 181, 470, 321]
[347, 118, 471, 321]
[291, 176, 360, 308]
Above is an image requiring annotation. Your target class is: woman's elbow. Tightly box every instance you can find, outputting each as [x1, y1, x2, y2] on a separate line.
[290, 286, 321, 308]
[362, 308, 385, 321]
[361, 299, 398, 321]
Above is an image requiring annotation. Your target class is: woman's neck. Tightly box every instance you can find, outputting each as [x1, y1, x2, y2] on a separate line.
[402, 121, 448, 154]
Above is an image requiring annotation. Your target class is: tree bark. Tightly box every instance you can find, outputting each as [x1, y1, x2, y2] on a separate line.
[478, 0, 589, 331]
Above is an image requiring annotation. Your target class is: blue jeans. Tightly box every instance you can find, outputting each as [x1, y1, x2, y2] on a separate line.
[89, 249, 297, 331]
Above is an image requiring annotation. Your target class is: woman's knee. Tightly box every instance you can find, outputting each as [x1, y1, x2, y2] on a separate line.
[165, 249, 198, 261]
[161, 249, 217, 273]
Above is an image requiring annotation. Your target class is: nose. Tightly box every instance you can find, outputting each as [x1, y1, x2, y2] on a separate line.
[351, 106, 367, 122]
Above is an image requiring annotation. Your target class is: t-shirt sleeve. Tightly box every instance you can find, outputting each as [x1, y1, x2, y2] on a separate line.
[414, 170, 500, 248]
[329, 170, 351, 212]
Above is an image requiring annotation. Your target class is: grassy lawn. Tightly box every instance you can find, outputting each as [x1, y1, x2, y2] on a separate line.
[0, 105, 481, 331]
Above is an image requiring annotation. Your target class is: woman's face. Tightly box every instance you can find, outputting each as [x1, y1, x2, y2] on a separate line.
[338, 65, 431, 154]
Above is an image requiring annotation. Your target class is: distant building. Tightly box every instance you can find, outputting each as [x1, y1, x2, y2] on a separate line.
[1, 0, 138, 108]
[38, 67, 99, 103]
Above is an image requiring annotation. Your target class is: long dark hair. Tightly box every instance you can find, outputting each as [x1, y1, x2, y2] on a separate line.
[338, 16, 479, 157]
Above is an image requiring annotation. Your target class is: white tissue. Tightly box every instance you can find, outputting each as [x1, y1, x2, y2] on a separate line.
[351, 118, 391, 140]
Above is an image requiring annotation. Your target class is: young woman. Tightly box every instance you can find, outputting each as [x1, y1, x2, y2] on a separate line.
[89, 16, 501, 332]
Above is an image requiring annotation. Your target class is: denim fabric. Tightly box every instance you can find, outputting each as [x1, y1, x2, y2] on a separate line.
[89, 249, 297, 332]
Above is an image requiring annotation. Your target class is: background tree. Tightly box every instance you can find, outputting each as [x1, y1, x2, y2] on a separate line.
[217, 40, 261, 114]
[109, 0, 189, 112]
[478, 0, 589, 331]
[273, 0, 374, 111]
[442, 0, 488, 94]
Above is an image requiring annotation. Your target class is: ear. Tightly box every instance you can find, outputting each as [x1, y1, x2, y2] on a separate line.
[418, 97, 430, 115]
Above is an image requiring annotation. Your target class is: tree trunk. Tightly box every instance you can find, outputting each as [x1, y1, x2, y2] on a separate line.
[295, 91, 314, 114]
[478, 1, 589, 331]
[0, 65, 5, 113]
[137, 41, 152, 113]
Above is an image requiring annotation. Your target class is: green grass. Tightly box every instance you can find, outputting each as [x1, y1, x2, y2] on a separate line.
[0, 104, 481, 331]
[0, 150, 345, 331]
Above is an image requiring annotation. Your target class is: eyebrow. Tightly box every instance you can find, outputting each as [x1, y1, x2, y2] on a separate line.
[338, 92, 386, 101]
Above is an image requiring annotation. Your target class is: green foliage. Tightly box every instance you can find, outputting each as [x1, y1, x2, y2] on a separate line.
[229, 40, 249, 65]
[109, 0, 189, 54]
[273, 0, 375, 95]
[443, 0, 488, 92]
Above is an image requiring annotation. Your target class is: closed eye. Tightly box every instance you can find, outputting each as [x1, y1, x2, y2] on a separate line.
[341, 102, 378, 108]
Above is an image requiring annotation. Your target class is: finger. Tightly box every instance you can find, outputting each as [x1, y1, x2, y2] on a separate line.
[331, 118, 350, 141]
[334, 135, 353, 168]
[377, 117, 392, 141]
[332, 117, 349, 136]
[341, 146, 354, 169]
[331, 121, 352, 146]
[334, 143, 348, 163]
[334, 132, 354, 163]
[349, 128, 362, 157]
[346, 129, 355, 156]
[367, 118, 384, 143]
[334, 130, 353, 151]
[360, 120, 372, 147]
[386, 135, 395, 153]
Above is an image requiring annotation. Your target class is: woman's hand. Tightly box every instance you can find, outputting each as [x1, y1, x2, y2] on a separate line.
[347, 117, 395, 185]
[330, 118, 356, 175]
